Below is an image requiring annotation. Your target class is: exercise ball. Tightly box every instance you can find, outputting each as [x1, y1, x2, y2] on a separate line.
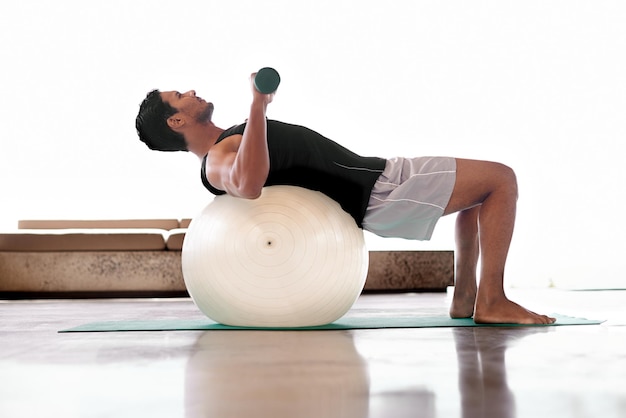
[182, 185, 369, 327]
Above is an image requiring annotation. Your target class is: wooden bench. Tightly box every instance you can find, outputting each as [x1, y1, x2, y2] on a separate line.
[0, 219, 453, 298]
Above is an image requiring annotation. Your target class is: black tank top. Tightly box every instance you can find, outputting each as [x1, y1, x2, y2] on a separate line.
[201, 120, 386, 227]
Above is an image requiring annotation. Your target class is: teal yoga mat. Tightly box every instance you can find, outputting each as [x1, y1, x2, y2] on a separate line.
[60, 314, 603, 333]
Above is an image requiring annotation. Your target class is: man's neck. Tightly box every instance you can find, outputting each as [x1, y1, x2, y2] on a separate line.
[188, 124, 225, 158]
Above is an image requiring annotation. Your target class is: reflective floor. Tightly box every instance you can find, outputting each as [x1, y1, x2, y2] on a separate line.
[1, 289, 625, 418]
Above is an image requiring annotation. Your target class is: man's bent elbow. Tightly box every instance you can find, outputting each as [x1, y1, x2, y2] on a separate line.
[239, 187, 263, 199]
[227, 179, 264, 199]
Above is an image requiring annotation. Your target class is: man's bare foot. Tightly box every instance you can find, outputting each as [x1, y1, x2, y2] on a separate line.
[473, 297, 556, 325]
[450, 286, 476, 318]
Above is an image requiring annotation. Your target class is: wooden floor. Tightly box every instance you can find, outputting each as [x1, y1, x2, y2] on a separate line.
[1, 289, 625, 418]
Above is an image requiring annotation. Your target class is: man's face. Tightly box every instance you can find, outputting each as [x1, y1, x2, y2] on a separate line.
[161, 90, 214, 124]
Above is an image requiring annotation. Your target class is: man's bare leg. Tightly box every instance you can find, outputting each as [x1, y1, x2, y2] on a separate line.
[444, 159, 555, 324]
[450, 206, 480, 318]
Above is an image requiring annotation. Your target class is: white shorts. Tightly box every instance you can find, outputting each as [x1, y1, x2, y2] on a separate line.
[362, 156, 456, 240]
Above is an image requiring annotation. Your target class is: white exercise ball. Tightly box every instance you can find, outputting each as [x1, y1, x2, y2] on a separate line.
[182, 185, 369, 327]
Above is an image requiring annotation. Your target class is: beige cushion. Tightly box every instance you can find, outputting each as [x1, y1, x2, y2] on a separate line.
[18, 219, 180, 230]
[165, 229, 187, 251]
[179, 219, 192, 228]
[0, 229, 167, 252]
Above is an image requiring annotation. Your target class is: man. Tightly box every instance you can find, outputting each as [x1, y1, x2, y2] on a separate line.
[136, 72, 555, 325]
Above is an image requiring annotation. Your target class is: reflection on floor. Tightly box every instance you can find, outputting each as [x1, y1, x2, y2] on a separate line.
[1, 289, 625, 418]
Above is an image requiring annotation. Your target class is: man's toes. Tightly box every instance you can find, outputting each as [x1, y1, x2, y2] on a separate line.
[537, 314, 555, 324]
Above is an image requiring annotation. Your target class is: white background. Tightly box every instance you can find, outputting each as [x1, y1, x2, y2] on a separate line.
[1, 0, 624, 289]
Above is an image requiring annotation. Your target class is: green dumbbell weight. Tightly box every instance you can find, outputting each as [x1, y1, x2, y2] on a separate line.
[254, 67, 281, 94]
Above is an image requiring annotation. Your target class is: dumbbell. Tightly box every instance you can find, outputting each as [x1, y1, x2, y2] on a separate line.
[254, 67, 281, 94]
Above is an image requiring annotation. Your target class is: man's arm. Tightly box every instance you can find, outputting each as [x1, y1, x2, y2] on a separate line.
[206, 73, 273, 199]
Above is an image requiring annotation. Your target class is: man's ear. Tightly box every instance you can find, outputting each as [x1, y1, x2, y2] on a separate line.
[167, 115, 186, 131]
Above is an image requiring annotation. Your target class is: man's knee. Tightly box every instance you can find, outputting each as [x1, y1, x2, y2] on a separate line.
[494, 163, 518, 198]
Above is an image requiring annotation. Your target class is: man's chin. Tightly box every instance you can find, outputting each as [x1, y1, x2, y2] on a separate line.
[198, 103, 214, 123]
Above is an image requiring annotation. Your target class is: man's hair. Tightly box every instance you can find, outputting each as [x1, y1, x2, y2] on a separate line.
[135, 89, 188, 152]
